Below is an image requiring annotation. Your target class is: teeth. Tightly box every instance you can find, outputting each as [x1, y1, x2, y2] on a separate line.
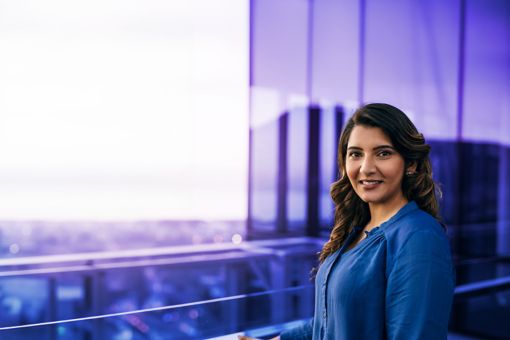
[362, 180, 381, 184]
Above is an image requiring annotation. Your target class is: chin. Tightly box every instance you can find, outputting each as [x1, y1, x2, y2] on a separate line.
[358, 193, 386, 205]
[362, 198, 382, 204]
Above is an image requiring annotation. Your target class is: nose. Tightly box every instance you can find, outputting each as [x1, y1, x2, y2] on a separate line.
[360, 155, 376, 176]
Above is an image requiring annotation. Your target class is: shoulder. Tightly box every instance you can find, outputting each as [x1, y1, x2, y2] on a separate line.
[383, 203, 445, 243]
[382, 202, 452, 267]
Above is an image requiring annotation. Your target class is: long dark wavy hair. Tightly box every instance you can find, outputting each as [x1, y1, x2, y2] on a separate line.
[318, 103, 442, 264]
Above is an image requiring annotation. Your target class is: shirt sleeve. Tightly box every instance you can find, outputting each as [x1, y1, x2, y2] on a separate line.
[280, 318, 313, 340]
[386, 230, 455, 340]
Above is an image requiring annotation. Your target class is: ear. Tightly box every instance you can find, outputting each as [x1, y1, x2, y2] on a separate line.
[405, 162, 417, 175]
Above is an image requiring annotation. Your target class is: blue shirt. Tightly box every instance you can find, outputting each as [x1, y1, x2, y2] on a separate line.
[281, 201, 456, 340]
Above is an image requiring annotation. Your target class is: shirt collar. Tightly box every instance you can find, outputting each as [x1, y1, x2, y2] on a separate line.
[379, 200, 418, 229]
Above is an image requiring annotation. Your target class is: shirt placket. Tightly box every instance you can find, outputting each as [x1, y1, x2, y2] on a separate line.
[321, 256, 333, 336]
[321, 228, 361, 338]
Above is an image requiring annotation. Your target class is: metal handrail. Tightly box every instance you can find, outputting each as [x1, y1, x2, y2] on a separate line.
[0, 285, 315, 331]
[454, 276, 510, 299]
[0, 237, 321, 267]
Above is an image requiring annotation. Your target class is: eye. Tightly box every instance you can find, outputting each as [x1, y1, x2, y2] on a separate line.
[377, 150, 392, 157]
[348, 151, 362, 158]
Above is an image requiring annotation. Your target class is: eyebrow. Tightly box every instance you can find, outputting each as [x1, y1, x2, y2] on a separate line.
[347, 145, 396, 151]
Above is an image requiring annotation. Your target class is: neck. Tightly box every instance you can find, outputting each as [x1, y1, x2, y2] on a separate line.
[367, 196, 409, 228]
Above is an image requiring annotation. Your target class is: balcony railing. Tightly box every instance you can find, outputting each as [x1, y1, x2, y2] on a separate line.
[1, 237, 509, 339]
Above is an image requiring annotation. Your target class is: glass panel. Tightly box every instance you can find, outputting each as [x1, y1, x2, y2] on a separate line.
[462, 0, 510, 264]
[364, 0, 459, 139]
[319, 105, 336, 228]
[311, 0, 360, 103]
[0, 239, 321, 332]
[250, 117, 279, 232]
[463, 0, 510, 144]
[0, 285, 315, 340]
[249, 0, 310, 236]
[287, 106, 308, 230]
[251, 0, 309, 95]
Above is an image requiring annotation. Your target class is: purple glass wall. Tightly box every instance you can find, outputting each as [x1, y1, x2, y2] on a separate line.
[250, 0, 510, 337]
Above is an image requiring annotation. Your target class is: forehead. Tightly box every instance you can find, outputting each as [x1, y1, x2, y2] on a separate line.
[347, 125, 393, 147]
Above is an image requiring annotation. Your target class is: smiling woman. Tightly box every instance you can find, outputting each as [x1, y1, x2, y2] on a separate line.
[346, 125, 410, 214]
[274, 103, 456, 340]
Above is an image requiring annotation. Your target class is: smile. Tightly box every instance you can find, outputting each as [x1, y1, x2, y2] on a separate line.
[359, 180, 383, 185]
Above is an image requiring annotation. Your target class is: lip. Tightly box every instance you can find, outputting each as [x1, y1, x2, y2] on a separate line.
[359, 180, 383, 189]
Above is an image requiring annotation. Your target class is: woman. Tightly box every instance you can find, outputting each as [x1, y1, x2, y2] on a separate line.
[241, 103, 455, 339]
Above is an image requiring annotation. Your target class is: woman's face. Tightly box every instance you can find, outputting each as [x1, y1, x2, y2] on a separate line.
[345, 125, 407, 209]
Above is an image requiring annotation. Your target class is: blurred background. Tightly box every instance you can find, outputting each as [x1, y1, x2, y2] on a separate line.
[0, 0, 509, 339]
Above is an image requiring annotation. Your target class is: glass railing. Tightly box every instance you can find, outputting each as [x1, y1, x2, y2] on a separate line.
[0, 285, 315, 340]
[1, 237, 510, 339]
[2, 284, 509, 339]
[0, 238, 321, 339]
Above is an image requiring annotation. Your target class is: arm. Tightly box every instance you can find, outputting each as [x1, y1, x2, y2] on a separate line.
[386, 230, 455, 340]
[279, 318, 313, 340]
[238, 318, 313, 340]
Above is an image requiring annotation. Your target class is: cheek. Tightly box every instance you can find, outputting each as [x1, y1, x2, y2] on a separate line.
[383, 162, 405, 182]
[345, 162, 358, 183]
